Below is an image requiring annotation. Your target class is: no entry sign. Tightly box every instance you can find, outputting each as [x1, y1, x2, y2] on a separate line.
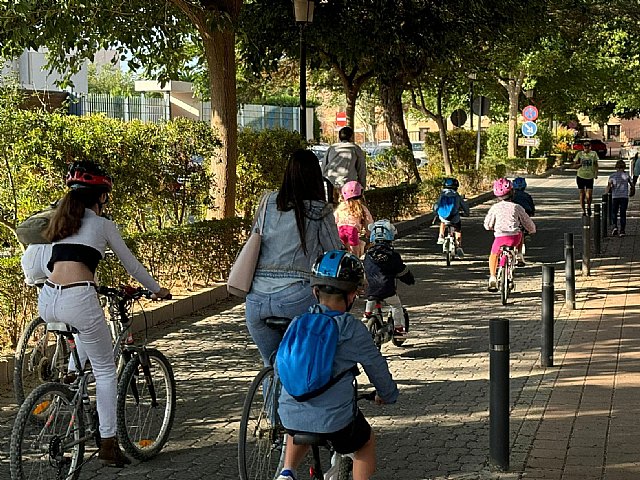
[335, 112, 347, 127]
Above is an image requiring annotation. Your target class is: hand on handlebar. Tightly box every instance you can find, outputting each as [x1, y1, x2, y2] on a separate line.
[152, 287, 172, 300]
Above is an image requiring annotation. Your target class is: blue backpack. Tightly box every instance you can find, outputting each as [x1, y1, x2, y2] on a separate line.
[437, 194, 458, 220]
[276, 308, 356, 402]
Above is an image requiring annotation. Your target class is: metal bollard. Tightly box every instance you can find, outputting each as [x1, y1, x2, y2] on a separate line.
[582, 215, 591, 276]
[541, 266, 554, 367]
[490, 318, 510, 472]
[601, 194, 608, 237]
[593, 203, 601, 254]
[565, 233, 576, 310]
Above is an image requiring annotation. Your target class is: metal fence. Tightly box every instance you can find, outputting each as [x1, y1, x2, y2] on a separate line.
[69, 94, 302, 133]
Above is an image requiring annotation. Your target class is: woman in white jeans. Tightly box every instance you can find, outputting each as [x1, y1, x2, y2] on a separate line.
[38, 160, 170, 467]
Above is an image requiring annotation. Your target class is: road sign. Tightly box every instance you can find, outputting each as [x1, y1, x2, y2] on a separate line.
[521, 121, 538, 137]
[335, 111, 347, 127]
[523, 105, 538, 121]
[450, 109, 467, 127]
[518, 137, 540, 147]
[472, 96, 490, 116]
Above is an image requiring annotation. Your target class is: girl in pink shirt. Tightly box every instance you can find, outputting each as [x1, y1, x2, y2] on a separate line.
[334, 181, 374, 257]
[484, 178, 536, 292]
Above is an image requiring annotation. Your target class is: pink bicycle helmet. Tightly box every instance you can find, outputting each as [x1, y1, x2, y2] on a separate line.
[341, 181, 363, 200]
[493, 178, 513, 197]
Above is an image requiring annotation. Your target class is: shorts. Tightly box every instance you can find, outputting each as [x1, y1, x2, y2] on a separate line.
[338, 225, 360, 247]
[576, 176, 594, 190]
[491, 233, 522, 255]
[286, 409, 372, 455]
[441, 221, 462, 233]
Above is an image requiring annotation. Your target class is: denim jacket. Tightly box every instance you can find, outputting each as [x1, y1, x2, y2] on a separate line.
[251, 192, 343, 294]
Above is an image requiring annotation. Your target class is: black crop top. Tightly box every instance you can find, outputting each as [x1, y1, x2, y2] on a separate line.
[47, 244, 103, 274]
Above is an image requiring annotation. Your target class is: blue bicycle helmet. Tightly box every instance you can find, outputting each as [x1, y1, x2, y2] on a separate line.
[369, 219, 397, 243]
[512, 177, 527, 190]
[443, 177, 459, 190]
[311, 250, 365, 293]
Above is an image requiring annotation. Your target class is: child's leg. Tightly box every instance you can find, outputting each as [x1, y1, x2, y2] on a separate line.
[364, 299, 376, 316]
[489, 253, 499, 276]
[439, 222, 445, 237]
[386, 294, 404, 327]
[611, 198, 620, 229]
[352, 431, 376, 480]
[281, 435, 309, 476]
[619, 198, 629, 232]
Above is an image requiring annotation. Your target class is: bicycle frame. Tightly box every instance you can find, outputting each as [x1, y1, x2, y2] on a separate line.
[497, 246, 517, 305]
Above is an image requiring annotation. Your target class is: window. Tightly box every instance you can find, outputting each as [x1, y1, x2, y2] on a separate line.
[607, 124, 620, 141]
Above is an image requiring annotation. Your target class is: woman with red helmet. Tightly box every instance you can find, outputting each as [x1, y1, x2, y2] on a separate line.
[39, 160, 170, 467]
[483, 178, 536, 292]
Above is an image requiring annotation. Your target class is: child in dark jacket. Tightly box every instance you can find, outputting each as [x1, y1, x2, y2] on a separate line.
[363, 220, 415, 337]
[511, 177, 535, 265]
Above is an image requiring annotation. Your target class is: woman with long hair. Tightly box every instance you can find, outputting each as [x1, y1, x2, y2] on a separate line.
[245, 149, 343, 365]
[39, 160, 170, 467]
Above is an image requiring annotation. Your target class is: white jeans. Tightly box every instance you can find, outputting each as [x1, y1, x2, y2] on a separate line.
[38, 283, 117, 438]
[21, 244, 52, 286]
[365, 294, 404, 327]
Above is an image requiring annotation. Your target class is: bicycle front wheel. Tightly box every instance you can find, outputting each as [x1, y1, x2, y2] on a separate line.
[14, 317, 69, 406]
[444, 239, 452, 266]
[238, 366, 286, 480]
[10, 382, 84, 480]
[116, 348, 176, 461]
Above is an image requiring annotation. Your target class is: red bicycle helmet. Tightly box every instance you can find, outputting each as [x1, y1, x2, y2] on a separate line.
[66, 161, 113, 192]
[493, 178, 513, 197]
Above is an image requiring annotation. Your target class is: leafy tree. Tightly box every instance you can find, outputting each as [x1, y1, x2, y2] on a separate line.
[0, 0, 241, 219]
[87, 63, 136, 96]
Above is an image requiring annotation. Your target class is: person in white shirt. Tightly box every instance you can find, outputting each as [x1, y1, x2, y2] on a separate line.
[606, 160, 633, 236]
[39, 160, 170, 467]
[322, 126, 367, 203]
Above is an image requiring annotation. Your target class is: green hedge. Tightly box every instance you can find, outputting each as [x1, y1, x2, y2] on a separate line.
[0, 257, 38, 353]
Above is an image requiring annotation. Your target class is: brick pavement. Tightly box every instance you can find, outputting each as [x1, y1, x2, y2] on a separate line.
[0, 165, 638, 479]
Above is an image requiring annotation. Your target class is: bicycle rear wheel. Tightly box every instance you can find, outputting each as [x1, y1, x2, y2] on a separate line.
[337, 455, 353, 480]
[14, 317, 69, 406]
[498, 265, 509, 305]
[10, 382, 84, 480]
[444, 238, 452, 266]
[238, 366, 286, 480]
[116, 348, 176, 461]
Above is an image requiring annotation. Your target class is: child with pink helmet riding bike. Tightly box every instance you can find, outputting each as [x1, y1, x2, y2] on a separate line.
[484, 178, 536, 292]
[334, 181, 374, 257]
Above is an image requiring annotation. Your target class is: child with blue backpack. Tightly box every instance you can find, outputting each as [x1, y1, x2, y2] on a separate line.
[276, 250, 399, 480]
[434, 177, 469, 257]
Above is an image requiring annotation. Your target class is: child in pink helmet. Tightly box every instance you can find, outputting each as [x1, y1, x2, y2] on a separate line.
[483, 178, 536, 292]
[334, 181, 374, 257]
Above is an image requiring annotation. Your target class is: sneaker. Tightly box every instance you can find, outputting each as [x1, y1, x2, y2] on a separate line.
[488, 276, 498, 292]
[456, 247, 465, 258]
[277, 470, 297, 480]
[436, 236, 445, 245]
[620, 231, 626, 237]
[612, 227, 619, 236]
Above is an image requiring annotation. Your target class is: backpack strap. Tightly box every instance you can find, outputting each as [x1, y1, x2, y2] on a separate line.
[293, 365, 360, 402]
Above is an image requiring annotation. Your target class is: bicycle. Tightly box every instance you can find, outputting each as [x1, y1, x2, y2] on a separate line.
[496, 246, 517, 305]
[442, 224, 459, 267]
[363, 298, 409, 350]
[10, 287, 176, 479]
[238, 316, 290, 480]
[13, 285, 141, 406]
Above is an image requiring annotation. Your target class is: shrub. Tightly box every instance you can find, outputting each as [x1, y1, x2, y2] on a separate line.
[365, 184, 421, 222]
[486, 123, 509, 159]
[0, 257, 38, 352]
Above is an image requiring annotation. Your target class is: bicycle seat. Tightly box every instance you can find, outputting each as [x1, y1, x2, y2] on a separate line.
[265, 317, 292, 331]
[292, 432, 329, 447]
[46, 322, 78, 335]
[501, 246, 516, 251]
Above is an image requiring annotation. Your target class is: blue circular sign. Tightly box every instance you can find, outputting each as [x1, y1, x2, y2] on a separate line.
[522, 121, 538, 137]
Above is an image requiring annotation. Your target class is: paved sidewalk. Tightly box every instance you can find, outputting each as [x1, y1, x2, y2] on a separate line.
[0, 164, 638, 479]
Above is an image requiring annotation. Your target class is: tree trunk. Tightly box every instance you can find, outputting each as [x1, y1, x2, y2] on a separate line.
[379, 81, 421, 183]
[203, 31, 237, 219]
[498, 72, 525, 158]
[345, 86, 357, 128]
[435, 115, 452, 176]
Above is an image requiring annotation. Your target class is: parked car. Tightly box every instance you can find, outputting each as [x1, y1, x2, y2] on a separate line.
[309, 144, 330, 166]
[571, 138, 607, 159]
[411, 141, 428, 167]
[620, 139, 640, 160]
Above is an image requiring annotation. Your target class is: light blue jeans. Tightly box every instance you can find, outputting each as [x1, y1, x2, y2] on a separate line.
[245, 282, 315, 366]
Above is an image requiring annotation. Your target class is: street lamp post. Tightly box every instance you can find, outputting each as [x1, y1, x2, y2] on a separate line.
[293, 0, 314, 140]
[468, 73, 477, 130]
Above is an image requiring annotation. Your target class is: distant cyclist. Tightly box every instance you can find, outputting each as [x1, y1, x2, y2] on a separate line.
[484, 179, 536, 292]
[434, 177, 469, 257]
[512, 177, 535, 265]
[334, 181, 373, 258]
[572, 140, 599, 216]
[276, 250, 398, 480]
[363, 220, 415, 338]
